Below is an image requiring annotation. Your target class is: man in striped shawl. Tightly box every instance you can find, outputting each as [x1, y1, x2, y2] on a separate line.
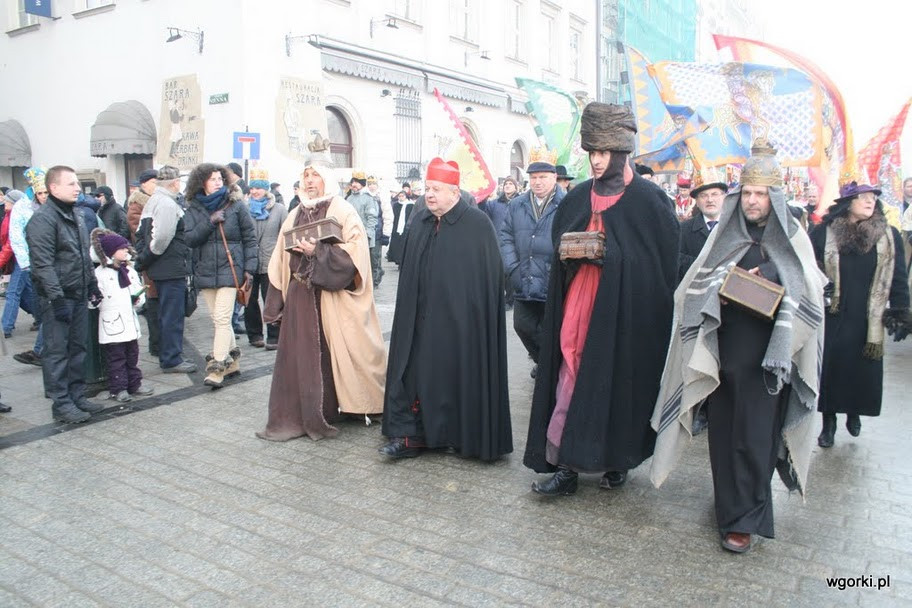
[650, 140, 827, 554]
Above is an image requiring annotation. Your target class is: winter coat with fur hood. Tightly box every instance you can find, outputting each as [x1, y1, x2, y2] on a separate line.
[183, 182, 258, 289]
[90, 228, 145, 344]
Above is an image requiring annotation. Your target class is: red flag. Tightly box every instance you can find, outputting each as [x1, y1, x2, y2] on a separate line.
[856, 99, 911, 210]
[430, 88, 496, 203]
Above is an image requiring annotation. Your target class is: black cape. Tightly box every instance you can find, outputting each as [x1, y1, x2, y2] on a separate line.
[382, 198, 512, 460]
[811, 224, 909, 416]
[524, 175, 680, 473]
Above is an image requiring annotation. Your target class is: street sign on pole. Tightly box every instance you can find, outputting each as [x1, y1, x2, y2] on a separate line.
[232, 131, 260, 160]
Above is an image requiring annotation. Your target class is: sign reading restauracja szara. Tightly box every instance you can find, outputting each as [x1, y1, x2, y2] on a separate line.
[156, 74, 206, 169]
[275, 77, 329, 161]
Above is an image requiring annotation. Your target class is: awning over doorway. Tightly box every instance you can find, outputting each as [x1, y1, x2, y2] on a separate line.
[90, 100, 156, 157]
[0, 119, 32, 166]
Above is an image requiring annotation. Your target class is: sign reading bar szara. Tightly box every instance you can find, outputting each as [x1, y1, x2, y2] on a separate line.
[275, 77, 328, 161]
[156, 74, 205, 169]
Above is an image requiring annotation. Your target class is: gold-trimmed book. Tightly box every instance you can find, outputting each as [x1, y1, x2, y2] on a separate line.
[719, 266, 785, 321]
[283, 218, 343, 251]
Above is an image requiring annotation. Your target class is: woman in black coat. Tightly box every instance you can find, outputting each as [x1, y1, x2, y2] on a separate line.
[184, 163, 258, 388]
[810, 182, 910, 448]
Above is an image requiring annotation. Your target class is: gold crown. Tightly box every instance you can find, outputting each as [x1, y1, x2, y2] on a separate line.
[351, 170, 366, 180]
[249, 167, 269, 181]
[529, 146, 558, 165]
[307, 133, 329, 153]
[367, 175, 378, 184]
[740, 138, 783, 187]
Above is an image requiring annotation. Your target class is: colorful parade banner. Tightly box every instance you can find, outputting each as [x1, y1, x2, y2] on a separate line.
[857, 98, 911, 210]
[648, 61, 823, 168]
[431, 88, 496, 203]
[515, 77, 589, 180]
[155, 74, 205, 169]
[275, 77, 329, 162]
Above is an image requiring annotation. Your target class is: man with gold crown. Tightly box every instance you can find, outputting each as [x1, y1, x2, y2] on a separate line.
[524, 103, 679, 495]
[380, 157, 512, 461]
[651, 140, 827, 554]
[255, 147, 386, 441]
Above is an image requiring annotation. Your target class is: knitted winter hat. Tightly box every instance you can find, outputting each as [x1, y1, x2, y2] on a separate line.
[249, 179, 271, 190]
[98, 232, 130, 259]
[3, 189, 24, 204]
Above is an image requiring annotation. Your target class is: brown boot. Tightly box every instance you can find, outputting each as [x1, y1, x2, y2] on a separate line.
[204, 355, 227, 389]
[224, 347, 241, 379]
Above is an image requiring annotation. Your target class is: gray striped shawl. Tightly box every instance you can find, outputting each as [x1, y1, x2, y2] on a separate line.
[650, 186, 827, 497]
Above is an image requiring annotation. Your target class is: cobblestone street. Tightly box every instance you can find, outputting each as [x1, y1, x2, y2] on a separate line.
[1, 265, 910, 607]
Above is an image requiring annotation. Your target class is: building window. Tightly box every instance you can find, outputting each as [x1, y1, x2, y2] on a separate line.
[326, 106, 353, 169]
[392, 0, 420, 22]
[542, 13, 556, 71]
[16, 0, 39, 27]
[569, 28, 582, 81]
[460, 120, 479, 147]
[506, 0, 524, 60]
[510, 140, 526, 181]
[450, 0, 477, 43]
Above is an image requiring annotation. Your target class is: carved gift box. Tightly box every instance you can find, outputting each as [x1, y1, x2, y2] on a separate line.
[719, 266, 785, 321]
[283, 218, 343, 251]
[558, 231, 606, 262]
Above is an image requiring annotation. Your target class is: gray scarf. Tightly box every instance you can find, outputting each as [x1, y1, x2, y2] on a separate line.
[651, 186, 827, 497]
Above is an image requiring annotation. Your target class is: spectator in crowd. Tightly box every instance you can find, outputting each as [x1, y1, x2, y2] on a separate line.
[499, 162, 565, 379]
[184, 163, 258, 388]
[287, 180, 301, 211]
[270, 182, 284, 206]
[7, 183, 46, 366]
[27, 166, 105, 423]
[812, 180, 911, 448]
[386, 190, 413, 266]
[94, 186, 130, 240]
[244, 174, 286, 350]
[556, 165, 575, 191]
[345, 172, 379, 286]
[484, 177, 520, 310]
[367, 176, 392, 288]
[127, 169, 158, 238]
[227, 162, 249, 196]
[90, 229, 154, 402]
[134, 165, 196, 374]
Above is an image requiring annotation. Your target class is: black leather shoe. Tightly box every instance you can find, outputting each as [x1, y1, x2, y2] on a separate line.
[378, 437, 423, 459]
[53, 404, 90, 424]
[599, 470, 628, 489]
[0, 403, 11, 413]
[846, 415, 861, 437]
[74, 399, 105, 414]
[531, 467, 578, 496]
[818, 413, 836, 448]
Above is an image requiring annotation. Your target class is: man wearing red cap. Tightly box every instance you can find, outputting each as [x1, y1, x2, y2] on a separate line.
[380, 158, 512, 461]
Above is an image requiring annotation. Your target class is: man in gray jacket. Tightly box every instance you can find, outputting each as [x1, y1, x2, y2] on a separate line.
[244, 177, 287, 349]
[346, 172, 378, 261]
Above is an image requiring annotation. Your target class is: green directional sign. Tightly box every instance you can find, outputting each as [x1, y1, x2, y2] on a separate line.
[209, 93, 229, 105]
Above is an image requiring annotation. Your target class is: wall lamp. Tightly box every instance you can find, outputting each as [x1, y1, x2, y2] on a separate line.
[370, 16, 399, 39]
[465, 106, 474, 113]
[464, 49, 491, 67]
[166, 27, 204, 54]
[381, 89, 392, 97]
[285, 32, 313, 57]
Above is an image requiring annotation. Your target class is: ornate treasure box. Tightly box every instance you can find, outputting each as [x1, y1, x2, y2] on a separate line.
[719, 266, 785, 320]
[283, 218, 343, 251]
[558, 231, 606, 262]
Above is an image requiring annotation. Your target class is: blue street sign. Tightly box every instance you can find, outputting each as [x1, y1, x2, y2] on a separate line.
[232, 131, 261, 160]
[25, 0, 52, 18]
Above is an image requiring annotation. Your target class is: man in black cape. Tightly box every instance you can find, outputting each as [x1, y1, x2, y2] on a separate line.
[380, 158, 512, 461]
[524, 103, 679, 494]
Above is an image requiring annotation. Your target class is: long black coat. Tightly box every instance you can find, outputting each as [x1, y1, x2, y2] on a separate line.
[678, 213, 710, 282]
[382, 198, 512, 460]
[811, 224, 909, 416]
[524, 175, 680, 473]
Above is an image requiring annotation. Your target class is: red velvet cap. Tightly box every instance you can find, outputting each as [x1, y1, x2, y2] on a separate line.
[426, 157, 460, 186]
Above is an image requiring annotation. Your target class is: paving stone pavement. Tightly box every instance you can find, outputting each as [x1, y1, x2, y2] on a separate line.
[1, 262, 911, 607]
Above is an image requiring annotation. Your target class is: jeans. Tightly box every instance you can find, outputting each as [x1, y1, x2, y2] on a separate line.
[39, 297, 88, 411]
[154, 278, 187, 368]
[243, 273, 279, 344]
[2, 262, 36, 334]
[201, 287, 237, 362]
[370, 243, 384, 287]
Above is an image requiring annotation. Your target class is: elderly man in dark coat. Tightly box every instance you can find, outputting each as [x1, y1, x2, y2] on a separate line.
[499, 161, 565, 378]
[524, 103, 679, 495]
[381, 158, 512, 461]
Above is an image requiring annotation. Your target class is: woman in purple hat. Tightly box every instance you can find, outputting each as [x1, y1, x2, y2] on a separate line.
[810, 181, 911, 448]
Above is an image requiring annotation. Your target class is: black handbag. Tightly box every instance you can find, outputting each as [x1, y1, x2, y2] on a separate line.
[184, 275, 198, 318]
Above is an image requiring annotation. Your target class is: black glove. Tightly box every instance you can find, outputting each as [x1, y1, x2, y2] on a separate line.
[381, 235, 390, 246]
[823, 282, 835, 308]
[210, 209, 226, 224]
[52, 298, 72, 323]
[89, 286, 103, 308]
[884, 309, 912, 342]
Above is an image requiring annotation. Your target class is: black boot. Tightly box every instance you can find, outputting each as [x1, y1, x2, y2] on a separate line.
[846, 415, 861, 437]
[818, 413, 836, 448]
[531, 466, 578, 496]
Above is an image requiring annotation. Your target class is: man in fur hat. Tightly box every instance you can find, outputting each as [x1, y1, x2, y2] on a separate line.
[380, 158, 512, 461]
[524, 103, 679, 495]
[650, 140, 827, 554]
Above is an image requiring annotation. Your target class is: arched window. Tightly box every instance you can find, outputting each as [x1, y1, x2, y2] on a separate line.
[326, 107, 353, 168]
[510, 140, 526, 181]
[460, 120, 479, 147]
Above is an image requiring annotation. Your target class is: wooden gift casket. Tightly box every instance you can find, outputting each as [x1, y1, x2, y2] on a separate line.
[719, 266, 785, 321]
[558, 231, 606, 262]
[283, 218, 344, 251]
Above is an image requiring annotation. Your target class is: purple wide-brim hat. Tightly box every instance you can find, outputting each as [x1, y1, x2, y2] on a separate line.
[834, 181, 881, 203]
